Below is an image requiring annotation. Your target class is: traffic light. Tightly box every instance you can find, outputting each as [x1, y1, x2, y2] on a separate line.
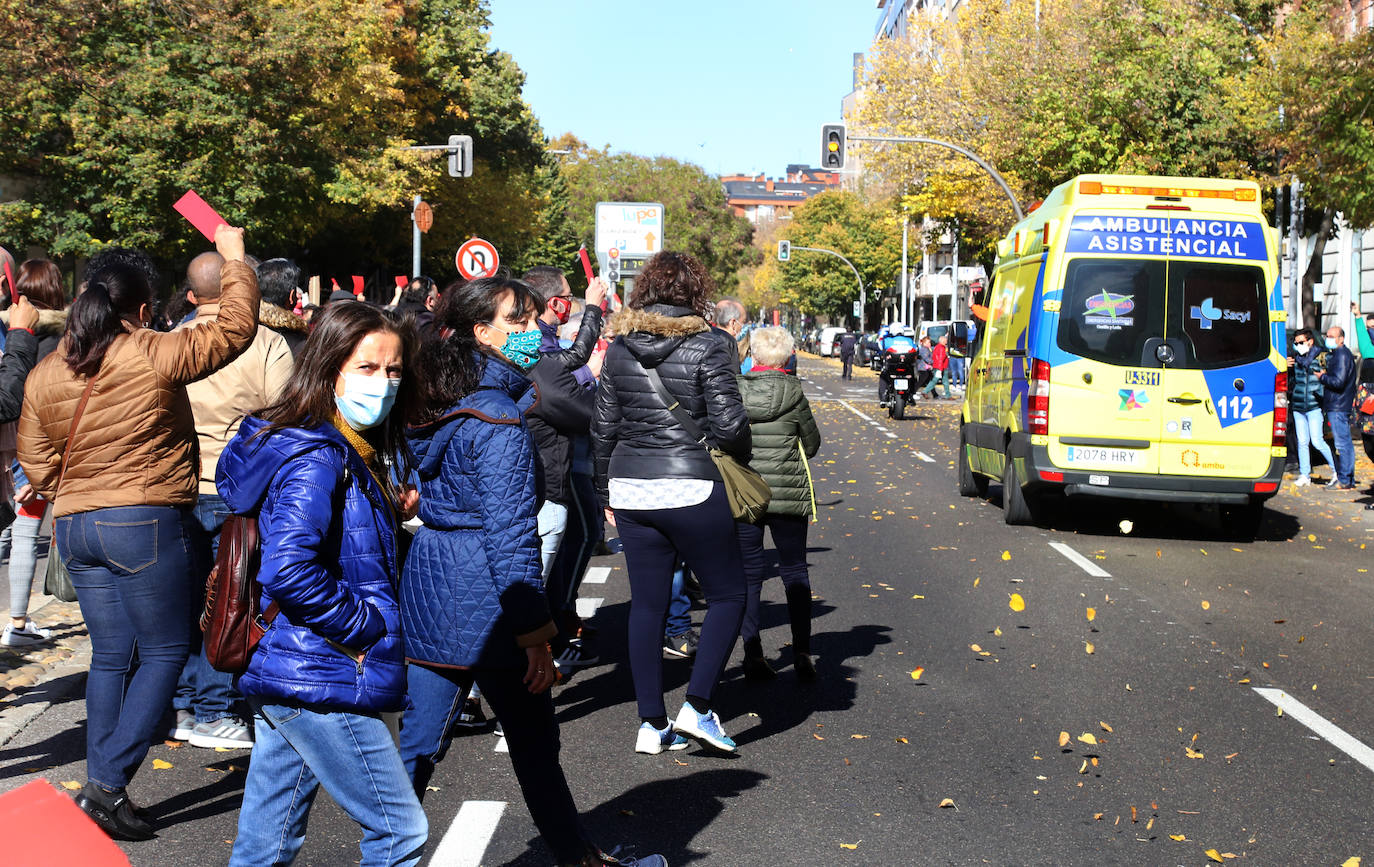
[606, 255, 620, 284]
[821, 124, 846, 170]
[777, 240, 791, 262]
[448, 134, 473, 178]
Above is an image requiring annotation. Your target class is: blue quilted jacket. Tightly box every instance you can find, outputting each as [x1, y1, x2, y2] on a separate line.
[401, 355, 556, 669]
[217, 417, 406, 713]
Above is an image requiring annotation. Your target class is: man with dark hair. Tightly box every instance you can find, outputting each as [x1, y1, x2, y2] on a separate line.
[255, 258, 310, 356]
[395, 276, 438, 341]
[521, 266, 607, 376]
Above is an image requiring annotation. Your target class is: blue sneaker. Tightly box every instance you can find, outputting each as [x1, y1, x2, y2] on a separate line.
[635, 720, 689, 755]
[672, 703, 737, 752]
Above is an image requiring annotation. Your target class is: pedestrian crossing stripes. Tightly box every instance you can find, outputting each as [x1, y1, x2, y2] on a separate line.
[575, 597, 604, 619]
[430, 800, 506, 867]
[582, 566, 611, 584]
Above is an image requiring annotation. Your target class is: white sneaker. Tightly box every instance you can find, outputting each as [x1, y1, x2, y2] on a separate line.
[672, 703, 737, 752]
[635, 720, 689, 755]
[1, 621, 51, 646]
[1294, 475, 1311, 487]
[188, 716, 254, 749]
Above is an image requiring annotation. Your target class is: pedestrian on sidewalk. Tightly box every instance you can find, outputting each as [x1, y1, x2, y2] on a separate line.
[168, 249, 293, 749]
[398, 276, 661, 867]
[218, 302, 427, 867]
[734, 328, 821, 682]
[593, 251, 751, 755]
[1, 258, 65, 647]
[1318, 325, 1359, 490]
[920, 334, 951, 399]
[17, 227, 259, 841]
[1287, 328, 1334, 486]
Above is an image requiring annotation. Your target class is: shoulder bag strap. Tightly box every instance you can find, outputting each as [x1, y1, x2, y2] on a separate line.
[54, 373, 100, 500]
[644, 365, 707, 445]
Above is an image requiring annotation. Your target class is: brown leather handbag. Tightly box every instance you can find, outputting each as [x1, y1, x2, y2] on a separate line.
[199, 514, 279, 674]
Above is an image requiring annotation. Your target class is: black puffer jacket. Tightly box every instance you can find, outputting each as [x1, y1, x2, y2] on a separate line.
[527, 355, 594, 506]
[592, 305, 750, 505]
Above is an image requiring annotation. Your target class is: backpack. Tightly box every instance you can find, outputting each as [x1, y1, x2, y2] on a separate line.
[199, 514, 278, 674]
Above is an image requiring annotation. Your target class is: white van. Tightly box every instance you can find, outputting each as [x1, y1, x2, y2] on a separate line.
[818, 326, 846, 357]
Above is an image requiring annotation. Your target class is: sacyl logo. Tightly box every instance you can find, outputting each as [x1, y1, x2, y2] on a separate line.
[1189, 297, 1251, 330]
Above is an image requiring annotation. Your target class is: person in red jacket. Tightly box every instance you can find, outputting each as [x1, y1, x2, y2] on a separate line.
[920, 334, 951, 399]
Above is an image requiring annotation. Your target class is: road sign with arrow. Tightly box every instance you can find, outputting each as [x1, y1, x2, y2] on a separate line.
[594, 201, 663, 276]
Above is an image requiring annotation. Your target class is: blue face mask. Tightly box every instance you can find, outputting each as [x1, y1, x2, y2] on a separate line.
[335, 373, 400, 431]
[1326, 337, 1339, 350]
[497, 327, 542, 371]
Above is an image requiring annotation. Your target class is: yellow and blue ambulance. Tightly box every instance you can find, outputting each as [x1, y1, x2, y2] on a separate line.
[959, 174, 1287, 534]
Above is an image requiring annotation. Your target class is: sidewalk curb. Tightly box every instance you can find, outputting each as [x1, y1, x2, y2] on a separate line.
[0, 595, 92, 748]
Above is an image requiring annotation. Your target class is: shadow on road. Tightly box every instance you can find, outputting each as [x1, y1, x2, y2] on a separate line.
[500, 767, 769, 866]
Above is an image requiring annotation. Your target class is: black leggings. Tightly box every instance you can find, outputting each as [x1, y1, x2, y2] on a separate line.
[615, 483, 746, 718]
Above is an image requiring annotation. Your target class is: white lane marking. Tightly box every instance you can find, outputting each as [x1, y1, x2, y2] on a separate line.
[914, 452, 935, 463]
[576, 597, 603, 619]
[838, 400, 876, 423]
[1048, 542, 1112, 578]
[494, 733, 509, 753]
[430, 800, 506, 867]
[883, 432, 897, 440]
[1253, 688, 1374, 774]
[582, 566, 611, 584]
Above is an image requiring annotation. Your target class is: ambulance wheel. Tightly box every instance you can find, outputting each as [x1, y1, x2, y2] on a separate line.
[891, 393, 907, 420]
[1002, 458, 1038, 526]
[1220, 499, 1264, 540]
[958, 427, 987, 498]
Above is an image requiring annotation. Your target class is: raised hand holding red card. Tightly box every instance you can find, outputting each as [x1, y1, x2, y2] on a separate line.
[173, 190, 229, 242]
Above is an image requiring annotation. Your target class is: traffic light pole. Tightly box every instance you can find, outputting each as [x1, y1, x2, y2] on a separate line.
[846, 135, 1024, 222]
[789, 245, 865, 328]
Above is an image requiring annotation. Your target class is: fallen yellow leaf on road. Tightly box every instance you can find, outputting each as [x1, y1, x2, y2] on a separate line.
[1078, 760, 1088, 774]
[970, 644, 983, 653]
[994, 626, 1003, 636]
[59, 781, 82, 790]
[1205, 849, 1223, 863]
[1001, 550, 1011, 561]
[1059, 731, 1071, 747]
[910, 667, 924, 681]
[152, 759, 173, 770]
[1077, 733, 1098, 745]
[839, 842, 859, 850]
[896, 737, 908, 744]
[1201, 600, 1211, 610]
[1307, 533, 1317, 542]
[1086, 607, 1096, 622]
[937, 798, 956, 808]
[973, 577, 980, 587]
[1100, 721, 1113, 732]
[1185, 747, 1204, 759]
[1085, 641, 1095, 654]
[850, 734, 869, 739]
[1340, 857, 1360, 867]
[1169, 834, 1186, 842]
[1009, 593, 1026, 612]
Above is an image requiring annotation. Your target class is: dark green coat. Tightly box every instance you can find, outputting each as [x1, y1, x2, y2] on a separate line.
[738, 371, 821, 518]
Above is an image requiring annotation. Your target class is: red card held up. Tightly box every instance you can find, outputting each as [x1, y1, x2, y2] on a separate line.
[352, 276, 364, 295]
[173, 190, 228, 242]
[1, 260, 13, 300]
[394, 275, 409, 289]
[577, 245, 594, 282]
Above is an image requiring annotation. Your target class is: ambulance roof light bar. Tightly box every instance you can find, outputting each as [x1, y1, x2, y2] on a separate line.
[1078, 180, 1257, 202]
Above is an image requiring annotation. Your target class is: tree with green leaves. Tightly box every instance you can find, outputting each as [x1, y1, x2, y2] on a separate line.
[551, 135, 758, 295]
[0, 0, 575, 287]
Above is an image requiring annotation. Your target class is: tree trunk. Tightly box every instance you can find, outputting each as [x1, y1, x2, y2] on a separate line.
[1301, 207, 1337, 330]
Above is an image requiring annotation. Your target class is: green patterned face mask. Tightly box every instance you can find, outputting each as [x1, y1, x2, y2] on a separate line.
[498, 327, 542, 371]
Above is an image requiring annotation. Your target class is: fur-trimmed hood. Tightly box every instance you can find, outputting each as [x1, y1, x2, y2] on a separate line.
[610, 304, 710, 369]
[0, 306, 67, 335]
[259, 301, 308, 333]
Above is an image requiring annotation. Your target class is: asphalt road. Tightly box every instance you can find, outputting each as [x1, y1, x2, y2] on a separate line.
[3, 353, 1372, 866]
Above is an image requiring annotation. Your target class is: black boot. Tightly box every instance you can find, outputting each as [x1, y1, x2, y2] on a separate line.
[742, 637, 776, 681]
[76, 783, 157, 841]
[785, 584, 816, 682]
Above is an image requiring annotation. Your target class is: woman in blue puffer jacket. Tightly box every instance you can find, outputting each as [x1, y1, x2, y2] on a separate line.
[217, 303, 428, 867]
[398, 276, 664, 867]
[1288, 327, 1334, 486]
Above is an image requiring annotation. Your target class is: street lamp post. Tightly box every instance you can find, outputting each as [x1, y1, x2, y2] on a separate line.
[847, 134, 1024, 223]
[789, 245, 866, 329]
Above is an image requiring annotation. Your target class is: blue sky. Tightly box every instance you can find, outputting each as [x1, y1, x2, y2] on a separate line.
[488, 1, 879, 178]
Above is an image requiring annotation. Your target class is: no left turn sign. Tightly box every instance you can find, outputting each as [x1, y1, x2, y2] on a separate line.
[455, 237, 500, 280]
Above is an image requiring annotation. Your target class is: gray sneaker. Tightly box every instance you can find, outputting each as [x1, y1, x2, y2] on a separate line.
[168, 709, 196, 741]
[188, 716, 254, 749]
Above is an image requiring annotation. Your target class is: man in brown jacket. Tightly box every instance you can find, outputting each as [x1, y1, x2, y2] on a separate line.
[169, 250, 292, 750]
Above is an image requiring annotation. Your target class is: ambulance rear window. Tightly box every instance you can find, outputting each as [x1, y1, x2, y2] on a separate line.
[1176, 264, 1268, 368]
[1057, 260, 1165, 366]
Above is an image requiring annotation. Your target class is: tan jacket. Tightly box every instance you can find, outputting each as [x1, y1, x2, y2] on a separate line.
[18, 261, 260, 516]
[175, 304, 293, 495]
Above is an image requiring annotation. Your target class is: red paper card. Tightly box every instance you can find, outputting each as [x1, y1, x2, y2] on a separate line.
[173, 190, 228, 242]
[352, 276, 364, 295]
[331, 278, 342, 292]
[1, 261, 13, 300]
[577, 245, 594, 282]
[395, 275, 409, 289]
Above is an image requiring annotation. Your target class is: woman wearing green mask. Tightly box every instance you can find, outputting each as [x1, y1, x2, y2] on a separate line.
[399, 276, 664, 867]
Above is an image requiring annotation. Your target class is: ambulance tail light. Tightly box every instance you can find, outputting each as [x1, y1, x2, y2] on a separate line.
[1028, 358, 1051, 436]
[1272, 371, 1288, 448]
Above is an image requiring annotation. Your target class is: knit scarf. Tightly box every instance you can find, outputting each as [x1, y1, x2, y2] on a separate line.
[330, 413, 390, 505]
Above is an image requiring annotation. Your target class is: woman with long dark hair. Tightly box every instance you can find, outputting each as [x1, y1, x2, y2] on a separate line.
[219, 301, 427, 866]
[17, 227, 258, 840]
[398, 276, 664, 867]
[591, 251, 751, 754]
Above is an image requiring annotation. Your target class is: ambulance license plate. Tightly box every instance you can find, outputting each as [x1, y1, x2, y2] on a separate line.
[1066, 446, 1141, 467]
[893, 379, 909, 390]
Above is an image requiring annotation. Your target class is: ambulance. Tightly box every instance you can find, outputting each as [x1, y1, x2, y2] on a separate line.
[959, 174, 1286, 535]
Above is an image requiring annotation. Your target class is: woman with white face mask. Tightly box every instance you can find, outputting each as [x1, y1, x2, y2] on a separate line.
[218, 302, 428, 866]
[1288, 327, 1334, 486]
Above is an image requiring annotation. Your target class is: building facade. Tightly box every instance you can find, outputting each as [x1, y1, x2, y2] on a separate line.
[721, 166, 842, 224]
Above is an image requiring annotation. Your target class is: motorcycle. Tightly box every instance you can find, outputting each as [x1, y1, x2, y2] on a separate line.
[879, 345, 918, 420]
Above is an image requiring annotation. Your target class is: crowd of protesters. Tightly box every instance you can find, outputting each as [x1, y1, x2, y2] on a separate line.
[0, 232, 824, 866]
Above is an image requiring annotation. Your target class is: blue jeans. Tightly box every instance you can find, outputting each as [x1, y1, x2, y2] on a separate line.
[1329, 410, 1356, 485]
[949, 356, 966, 386]
[58, 505, 194, 791]
[174, 493, 241, 723]
[1293, 408, 1335, 477]
[231, 699, 427, 867]
[666, 564, 691, 638]
[536, 500, 568, 581]
[400, 663, 592, 863]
